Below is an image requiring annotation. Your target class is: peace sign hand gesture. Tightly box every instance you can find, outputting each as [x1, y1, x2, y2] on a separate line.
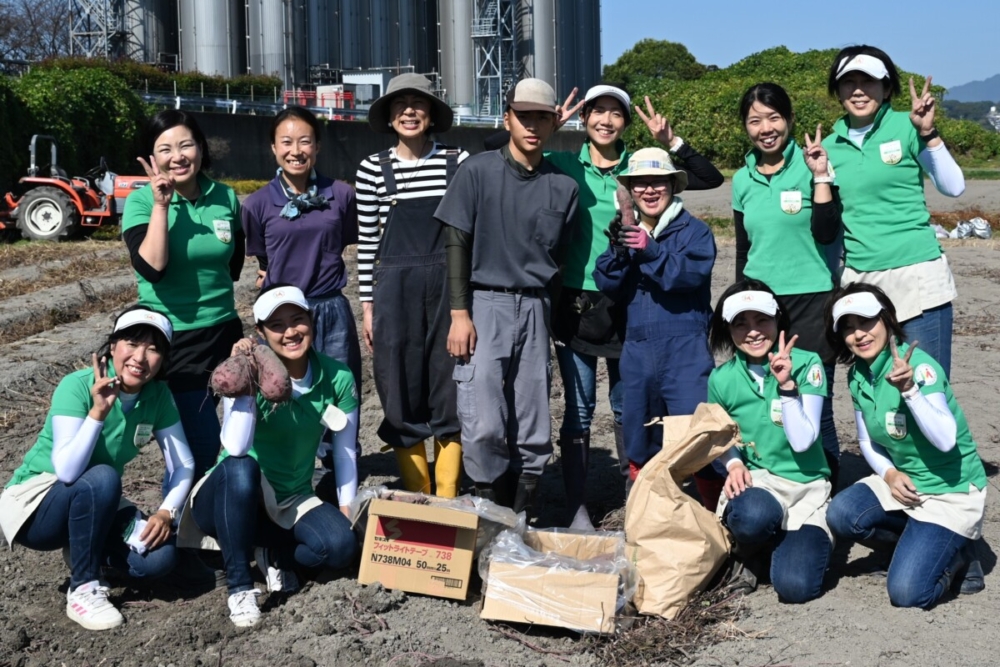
[768, 331, 799, 391]
[137, 155, 174, 209]
[554, 87, 585, 130]
[886, 338, 918, 393]
[634, 96, 678, 149]
[803, 124, 830, 179]
[88, 353, 120, 421]
[908, 76, 936, 136]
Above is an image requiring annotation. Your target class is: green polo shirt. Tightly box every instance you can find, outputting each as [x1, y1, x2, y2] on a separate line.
[215, 350, 359, 502]
[849, 343, 986, 495]
[732, 141, 834, 295]
[708, 348, 830, 484]
[823, 104, 938, 273]
[121, 173, 241, 331]
[545, 141, 629, 291]
[7, 366, 180, 487]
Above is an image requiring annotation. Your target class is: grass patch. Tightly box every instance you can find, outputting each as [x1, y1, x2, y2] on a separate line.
[0, 239, 123, 273]
[221, 179, 269, 195]
[703, 216, 735, 237]
[963, 169, 1000, 180]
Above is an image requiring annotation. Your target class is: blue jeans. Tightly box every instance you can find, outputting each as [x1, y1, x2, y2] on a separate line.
[723, 487, 831, 603]
[192, 456, 357, 594]
[16, 465, 175, 589]
[827, 483, 966, 608]
[171, 388, 222, 482]
[555, 345, 623, 436]
[901, 302, 953, 378]
[821, 363, 840, 461]
[309, 292, 362, 395]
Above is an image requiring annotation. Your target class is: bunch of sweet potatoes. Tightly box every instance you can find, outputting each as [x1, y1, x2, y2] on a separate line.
[209, 344, 291, 403]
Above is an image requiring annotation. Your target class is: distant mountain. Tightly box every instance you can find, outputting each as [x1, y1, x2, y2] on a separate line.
[946, 74, 1000, 103]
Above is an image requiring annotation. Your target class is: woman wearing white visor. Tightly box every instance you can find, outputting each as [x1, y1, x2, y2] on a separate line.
[825, 283, 986, 608]
[708, 281, 832, 603]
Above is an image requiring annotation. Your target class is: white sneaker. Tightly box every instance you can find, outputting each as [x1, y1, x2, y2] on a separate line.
[254, 547, 300, 594]
[66, 580, 124, 631]
[227, 589, 262, 628]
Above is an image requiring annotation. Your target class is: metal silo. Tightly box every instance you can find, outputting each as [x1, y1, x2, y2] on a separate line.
[125, 0, 178, 65]
[554, 0, 600, 96]
[179, 0, 245, 77]
[246, 0, 285, 79]
[438, 0, 475, 108]
[518, 0, 556, 89]
[339, 0, 363, 70]
[308, 0, 340, 71]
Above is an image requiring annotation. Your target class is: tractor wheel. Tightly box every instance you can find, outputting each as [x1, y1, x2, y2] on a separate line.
[17, 187, 79, 241]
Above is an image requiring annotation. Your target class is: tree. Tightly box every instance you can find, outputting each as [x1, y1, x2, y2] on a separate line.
[0, 0, 70, 61]
[602, 39, 707, 93]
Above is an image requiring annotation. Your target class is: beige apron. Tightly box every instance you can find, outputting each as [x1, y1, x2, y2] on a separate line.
[177, 471, 323, 550]
[858, 474, 986, 540]
[0, 473, 60, 548]
[717, 469, 833, 541]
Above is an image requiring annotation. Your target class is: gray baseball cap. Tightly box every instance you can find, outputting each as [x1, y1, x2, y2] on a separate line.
[505, 78, 558, 114]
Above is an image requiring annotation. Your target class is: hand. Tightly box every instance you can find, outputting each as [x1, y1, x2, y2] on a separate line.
[884, 468, 920, 506]
[137, 156, 174, 208]
[141, 510, 174, 549]
[570, 292, 591, 315]
[803, 124, 830, 179]
[603, 211, 624, 246]
[634, 96, 678, 149]
[231, 337, 257, 356]
[908, 76, 936, 136]
[361, 302, 374, 354]
[886, 338, 918, 393]
[768, 331, 799, 390]
[447, 311, 477, 363]
[554, 87, 585, 129]
[88, 353, 120, 421]
[255, 270, 266, 289]
[619, 224, 650, 252]
[723, 461, 753, 500]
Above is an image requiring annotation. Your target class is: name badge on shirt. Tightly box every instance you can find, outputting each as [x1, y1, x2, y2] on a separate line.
[321, 404, 348, 432]
[779, 190, 802, 215]
[885, 411, 907, 439]
[770, 399, 784, 426]
[880, 140, 903, 165]
[134, 423, 154, 447]
[213, 219, 232, 243]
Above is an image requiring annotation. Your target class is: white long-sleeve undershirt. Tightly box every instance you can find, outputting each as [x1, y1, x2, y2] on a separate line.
[855, 391, 956, 479]
[50, 415, 194, 513]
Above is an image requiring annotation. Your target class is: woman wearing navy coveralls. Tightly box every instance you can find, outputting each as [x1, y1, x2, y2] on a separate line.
[592, 147, 718, 500]
[355, 74, 468, 498]
[732, 83, 843, 486]
[824, 284, 986, 607]
[822, 46, 965, 375]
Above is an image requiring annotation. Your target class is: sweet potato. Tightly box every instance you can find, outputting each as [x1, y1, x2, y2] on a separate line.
[616, 184, 636, 227]
[209, 351, 256, 397]
[252, 344, 292, 403]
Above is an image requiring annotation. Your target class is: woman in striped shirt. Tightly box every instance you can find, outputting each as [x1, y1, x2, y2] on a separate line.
[355, 73, 469, 497]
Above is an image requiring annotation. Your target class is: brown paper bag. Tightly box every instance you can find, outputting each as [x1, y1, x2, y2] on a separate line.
[625, 403, 740, 619]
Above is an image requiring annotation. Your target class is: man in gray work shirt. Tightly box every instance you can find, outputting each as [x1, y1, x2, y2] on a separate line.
[434, 78, 579, 516]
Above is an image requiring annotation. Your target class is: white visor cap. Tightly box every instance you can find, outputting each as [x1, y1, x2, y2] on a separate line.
[835, 54, 890, 81]
[722, 291, 779, 323]
[832, 291, 884, 331]
[114, 309, 173, 342]
[253, 286, 311, 323]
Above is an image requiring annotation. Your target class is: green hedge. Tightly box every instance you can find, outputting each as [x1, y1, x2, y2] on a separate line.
[0, 78, 31, 190]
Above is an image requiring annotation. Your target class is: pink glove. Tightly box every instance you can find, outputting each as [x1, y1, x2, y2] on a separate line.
[619, 224, 650, 252]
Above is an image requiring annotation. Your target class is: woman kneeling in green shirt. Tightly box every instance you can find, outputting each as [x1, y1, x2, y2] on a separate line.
[179, 285, 359, 628]
[708, 280, 832, 603]
[825, 283, 986, 608]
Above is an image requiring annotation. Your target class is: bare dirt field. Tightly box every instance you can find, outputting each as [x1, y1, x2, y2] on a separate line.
[1, 186, 999, 666]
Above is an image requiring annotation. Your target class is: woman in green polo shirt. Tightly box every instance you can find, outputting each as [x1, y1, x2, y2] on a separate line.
[0, 307, 193, 631]
[822, 46, 965, 376]
[180, 285, 359, 628]
[707, 281, 832, 603]
[732, 82, 844, 486]
[825, 283, 986, 608]
[122, 110, 246, 483]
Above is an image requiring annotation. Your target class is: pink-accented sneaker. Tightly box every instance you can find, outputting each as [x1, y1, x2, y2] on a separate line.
[66, 580, 124, 631]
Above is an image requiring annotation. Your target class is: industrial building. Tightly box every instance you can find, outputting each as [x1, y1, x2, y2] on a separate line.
[68, 1, 601, 117]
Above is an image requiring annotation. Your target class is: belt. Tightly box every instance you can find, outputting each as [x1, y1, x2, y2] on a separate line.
[471, 284, 542, 295]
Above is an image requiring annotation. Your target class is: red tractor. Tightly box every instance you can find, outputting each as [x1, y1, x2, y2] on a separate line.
[0, 135, 150, 241]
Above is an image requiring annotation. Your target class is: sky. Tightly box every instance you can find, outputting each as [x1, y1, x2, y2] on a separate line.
[600, 0, 999, 91]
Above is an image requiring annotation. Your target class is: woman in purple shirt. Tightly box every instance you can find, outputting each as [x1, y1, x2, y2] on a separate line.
[241, 107, 361, 395]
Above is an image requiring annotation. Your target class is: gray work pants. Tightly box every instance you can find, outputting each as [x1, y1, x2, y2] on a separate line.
[454, 290, 552, 484]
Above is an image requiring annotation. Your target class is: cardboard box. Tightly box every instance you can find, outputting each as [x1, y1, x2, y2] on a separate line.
[480, 530, 627, 634]
[358, 498, 479, 600]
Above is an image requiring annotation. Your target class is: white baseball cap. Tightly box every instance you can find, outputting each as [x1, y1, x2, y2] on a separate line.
[722, 291, 779, 323]
[835, 54, 890, 81]
[253, 286, 311, 323]
[584, 84, 631, 122]
[831, 292, 883, 331]
[114, 308, 173, 342]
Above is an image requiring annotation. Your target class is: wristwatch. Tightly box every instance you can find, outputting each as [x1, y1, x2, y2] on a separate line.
[920, 128, 940, 142]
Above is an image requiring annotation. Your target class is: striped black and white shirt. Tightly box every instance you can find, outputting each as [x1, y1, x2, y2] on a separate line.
[355, 142, 469, 302]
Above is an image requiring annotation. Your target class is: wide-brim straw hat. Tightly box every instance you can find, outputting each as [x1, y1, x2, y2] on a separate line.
[368, 73, 454, 134]
[616, 147, 688, 193]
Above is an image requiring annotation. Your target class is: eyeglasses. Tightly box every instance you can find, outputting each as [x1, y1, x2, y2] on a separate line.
[630, 179, 670, 193]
